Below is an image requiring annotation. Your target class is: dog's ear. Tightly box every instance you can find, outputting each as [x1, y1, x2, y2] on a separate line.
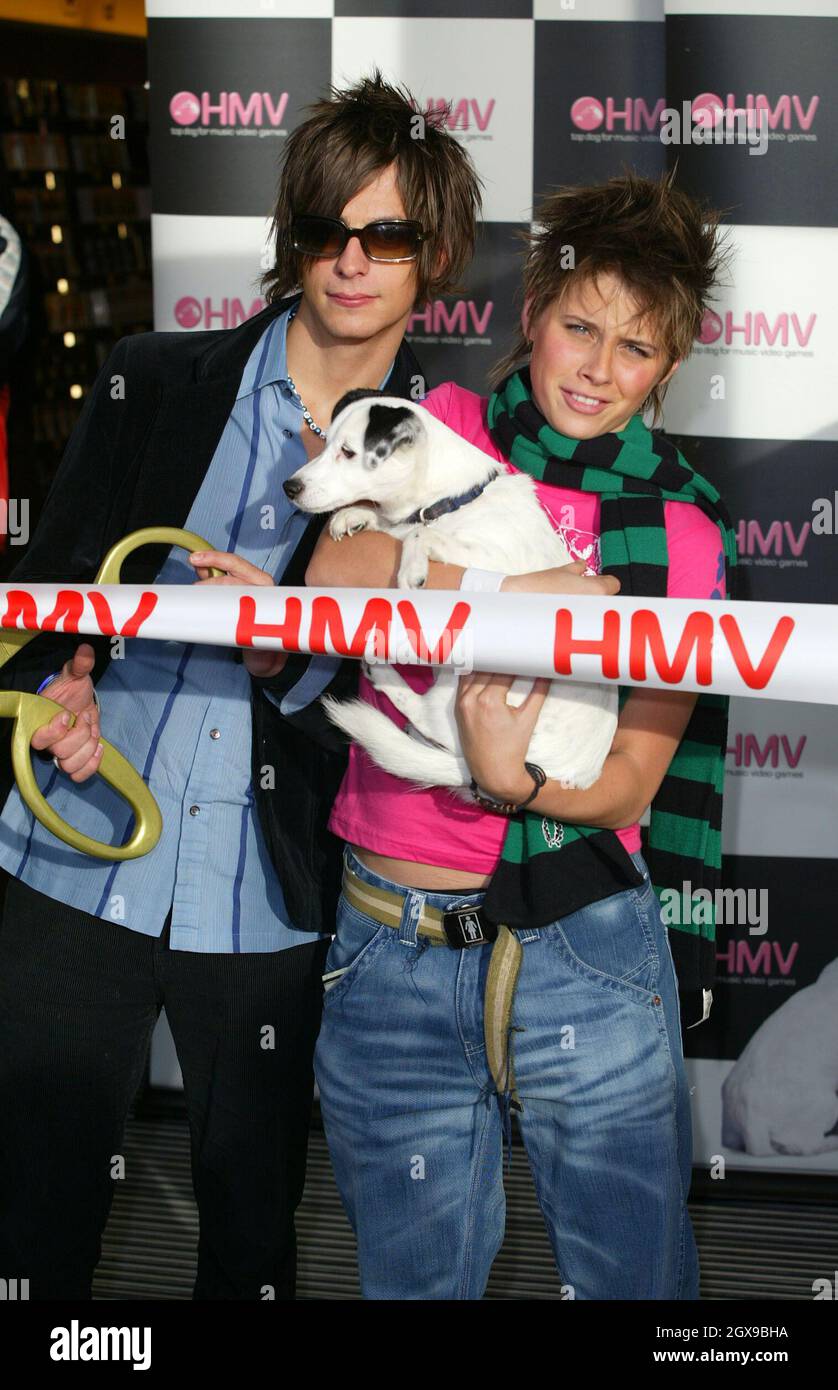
[364, 404, 423, 461]
[331, 387, 388, 424]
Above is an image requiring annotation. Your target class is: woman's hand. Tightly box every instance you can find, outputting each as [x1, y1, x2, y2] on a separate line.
[188, 550, 287, 678]
[454, 671, 551, 804]
[501, 558, 620, 596]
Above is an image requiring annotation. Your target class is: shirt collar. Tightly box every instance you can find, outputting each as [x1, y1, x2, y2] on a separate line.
[235, 306, 292, 400]
[235, 304, 396, 403]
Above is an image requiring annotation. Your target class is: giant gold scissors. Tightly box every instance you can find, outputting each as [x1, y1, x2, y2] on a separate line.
[0, 527, 223, 860]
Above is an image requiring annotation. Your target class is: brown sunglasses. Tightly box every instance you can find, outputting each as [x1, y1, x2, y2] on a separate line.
[291, 215, 427, 263]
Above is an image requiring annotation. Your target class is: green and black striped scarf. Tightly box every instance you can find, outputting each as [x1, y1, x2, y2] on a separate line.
[484, 365, 739, 1032]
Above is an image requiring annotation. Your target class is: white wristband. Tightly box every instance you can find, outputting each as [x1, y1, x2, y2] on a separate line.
[460, 567, 506, 592]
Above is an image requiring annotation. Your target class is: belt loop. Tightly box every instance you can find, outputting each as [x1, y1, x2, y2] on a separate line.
[515, 926, 541, 945]
[398, 890, 422, 948]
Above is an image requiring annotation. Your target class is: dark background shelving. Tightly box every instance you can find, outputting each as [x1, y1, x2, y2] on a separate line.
[0, 22, 150, 575]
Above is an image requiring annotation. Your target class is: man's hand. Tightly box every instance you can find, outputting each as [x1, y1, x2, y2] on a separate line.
[30, 643, 104, 782]
[188, 549, 288, 679]
[501, 559, 620, 596]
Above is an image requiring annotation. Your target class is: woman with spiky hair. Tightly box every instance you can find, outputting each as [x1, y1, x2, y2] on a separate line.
[310, 168, 737, 1301]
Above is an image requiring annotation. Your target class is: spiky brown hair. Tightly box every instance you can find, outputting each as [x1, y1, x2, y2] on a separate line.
[261, 68, 483, 310]
[491, 165, 734, 425]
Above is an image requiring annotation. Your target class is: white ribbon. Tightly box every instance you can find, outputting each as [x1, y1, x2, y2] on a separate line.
[1, 582, 836, 705]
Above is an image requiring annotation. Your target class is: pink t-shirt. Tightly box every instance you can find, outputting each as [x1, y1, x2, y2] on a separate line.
[328, 382, 726, 874]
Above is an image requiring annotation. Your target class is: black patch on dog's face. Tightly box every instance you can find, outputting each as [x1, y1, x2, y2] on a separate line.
[331, 388, 387, 423]
[363, 404, 420, 466]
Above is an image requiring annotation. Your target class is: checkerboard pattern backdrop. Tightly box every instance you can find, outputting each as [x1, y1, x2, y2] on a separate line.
[144, 0, 838, 1173]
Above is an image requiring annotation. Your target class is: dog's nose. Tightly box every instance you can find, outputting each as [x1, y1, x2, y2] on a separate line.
[283, 477, 304, 500]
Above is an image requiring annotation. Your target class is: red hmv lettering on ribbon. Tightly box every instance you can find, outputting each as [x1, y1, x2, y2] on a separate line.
[553, 608, 795, 690]
[0, 589, 797, 695]
[235, 595, 472, 664]
[1, 590, 159, 638]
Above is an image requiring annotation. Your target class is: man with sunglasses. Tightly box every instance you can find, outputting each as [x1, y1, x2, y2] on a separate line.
[0, 72, 481, 1301]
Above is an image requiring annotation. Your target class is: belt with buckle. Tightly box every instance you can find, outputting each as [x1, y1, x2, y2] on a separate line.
[341, 862, 523, 1111]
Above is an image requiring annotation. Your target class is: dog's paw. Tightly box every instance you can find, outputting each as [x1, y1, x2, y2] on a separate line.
[329, 506, 379, 542]
[397, 530, 430, 588]
[398, 559, 430, 589]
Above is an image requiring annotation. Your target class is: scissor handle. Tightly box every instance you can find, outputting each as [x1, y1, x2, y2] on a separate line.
[0, 689, 163, 861]
[0, 526, 220, 860]
[0, 629, 35, 665]
[94, 526, 224, 583]
[0, 528, 221, 667]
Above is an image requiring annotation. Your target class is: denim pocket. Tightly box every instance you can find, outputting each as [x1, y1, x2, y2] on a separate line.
[547, 880, 661, 1001]
[321, 895, 391, 1007]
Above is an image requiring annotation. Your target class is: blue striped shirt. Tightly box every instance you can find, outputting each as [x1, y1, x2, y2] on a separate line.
[0, 307, 392, 952]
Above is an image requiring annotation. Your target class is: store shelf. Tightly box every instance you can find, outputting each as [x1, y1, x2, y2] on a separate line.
[0, 69, 152, 526]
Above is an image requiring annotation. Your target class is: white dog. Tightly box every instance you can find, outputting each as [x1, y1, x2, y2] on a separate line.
[283, 390, 617, 797]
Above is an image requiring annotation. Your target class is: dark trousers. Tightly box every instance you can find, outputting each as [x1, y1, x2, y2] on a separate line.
[0, 875, 329, 1300]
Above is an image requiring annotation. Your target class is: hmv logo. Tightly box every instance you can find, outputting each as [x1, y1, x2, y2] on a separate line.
[408, 300, 493, 336]
[736, 520, 809, 558]
[717, 939, 798, 976]
[174, 296, 265, 330]
[699, 310, 816, 348]
[690, 91, 819, 132]
[570, 92, 818, 133]
[571, 96, 665, 132]
[418, 99, 495, 132]
[726, 733, 806, 769]
[169, 90, 289, 128]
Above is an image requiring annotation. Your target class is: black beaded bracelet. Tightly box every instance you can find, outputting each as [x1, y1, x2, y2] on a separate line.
[470, 760, 547, 815]
[517, 761, 548, 809]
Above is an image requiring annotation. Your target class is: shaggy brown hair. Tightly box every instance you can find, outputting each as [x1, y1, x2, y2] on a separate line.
[490, 165, 733, 426]
[261, 69, 483, 309]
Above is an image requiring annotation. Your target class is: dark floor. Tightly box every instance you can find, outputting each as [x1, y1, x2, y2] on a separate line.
[90, 1092, 838, 1300]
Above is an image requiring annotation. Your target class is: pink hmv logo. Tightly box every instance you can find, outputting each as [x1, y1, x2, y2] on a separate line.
[169, 90, 289, 128]
[699, 309, 815, 347]
[174, 296, 265, 330]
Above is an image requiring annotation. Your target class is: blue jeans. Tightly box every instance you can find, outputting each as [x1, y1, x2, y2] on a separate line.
[314, 844, 700, 1301]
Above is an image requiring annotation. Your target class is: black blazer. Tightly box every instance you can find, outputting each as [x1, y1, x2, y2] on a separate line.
[1, 292, 427, 934]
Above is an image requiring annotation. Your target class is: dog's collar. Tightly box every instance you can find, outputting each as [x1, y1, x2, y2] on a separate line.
[402, 472, 500, 527]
